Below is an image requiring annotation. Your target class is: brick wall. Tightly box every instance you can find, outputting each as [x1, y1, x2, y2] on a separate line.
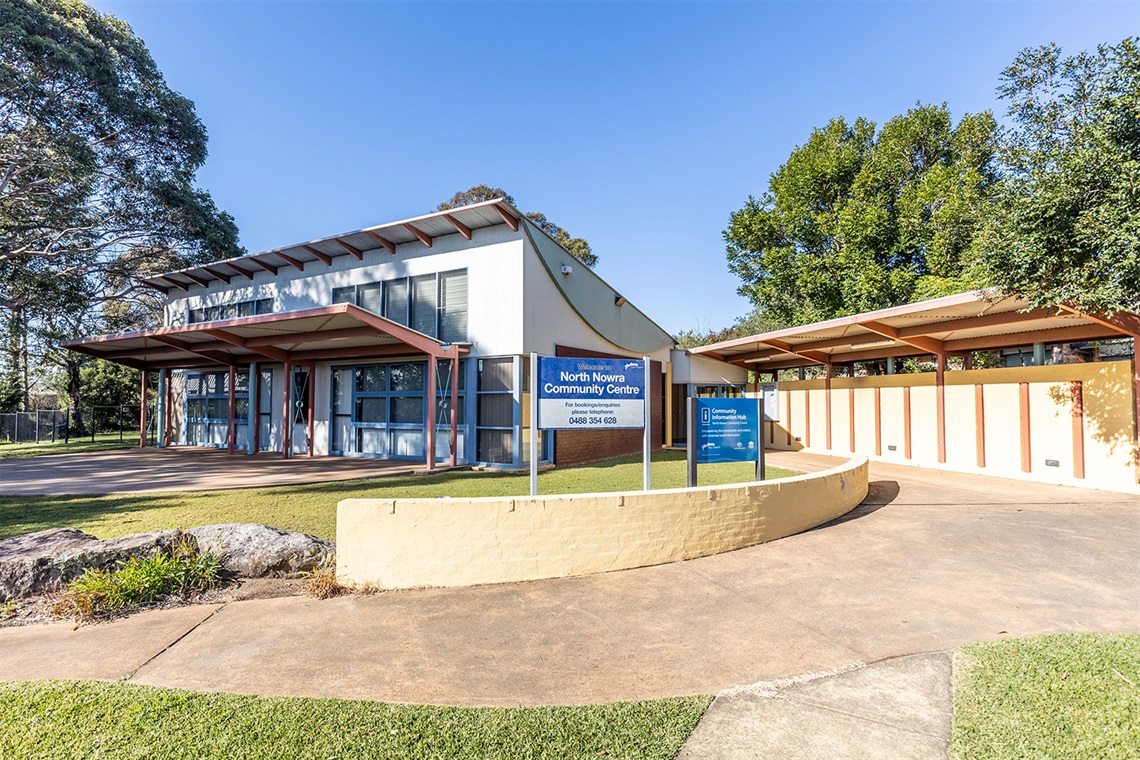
[553, 345, 665, 466]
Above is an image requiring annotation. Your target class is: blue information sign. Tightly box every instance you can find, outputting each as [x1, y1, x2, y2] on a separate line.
[695, 398, 760, 463]
[537, 357, 645, 430]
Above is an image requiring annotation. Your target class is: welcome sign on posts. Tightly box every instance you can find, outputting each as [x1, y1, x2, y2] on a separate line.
[537, 357, 645, 430]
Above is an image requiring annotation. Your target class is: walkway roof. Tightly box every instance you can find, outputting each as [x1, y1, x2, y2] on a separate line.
[62, 304, 466, 371]
[142, 199, 524, 295]
[689, 291, 1140, 370]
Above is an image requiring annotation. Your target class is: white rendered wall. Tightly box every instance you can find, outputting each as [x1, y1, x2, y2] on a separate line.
[670, 350, 748, 385]
[521, 236, 671, 364]
[164, 226, 526, 358]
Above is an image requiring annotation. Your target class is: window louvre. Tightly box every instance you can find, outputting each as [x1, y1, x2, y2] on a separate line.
[439, 270, 468, 343]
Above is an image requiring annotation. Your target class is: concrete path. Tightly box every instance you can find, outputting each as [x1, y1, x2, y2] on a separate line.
[678, 653, 953, 760]
[0, 446, 416, 494]
[0, 454, 1136, 707]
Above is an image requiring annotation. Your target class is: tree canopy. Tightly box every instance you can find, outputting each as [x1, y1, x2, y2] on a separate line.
[437, 184, 597, 267]
[0, 0, 241, 408]
[972, 39, 1140, 314]
[724, 104, 998, 325]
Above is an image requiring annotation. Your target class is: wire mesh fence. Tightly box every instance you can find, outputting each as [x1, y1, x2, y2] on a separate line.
[0, 406, 155, 446]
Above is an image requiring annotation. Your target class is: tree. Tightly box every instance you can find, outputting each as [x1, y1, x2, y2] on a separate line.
[972, 39, 1140, 314]
[0, 0, 242, 409]
[437, 184, 597, 267]
[724, 104, 998, 325]
[673, 307, 781, 349]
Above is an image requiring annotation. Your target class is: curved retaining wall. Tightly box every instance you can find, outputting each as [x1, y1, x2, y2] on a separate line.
[336, 457, 869, 590]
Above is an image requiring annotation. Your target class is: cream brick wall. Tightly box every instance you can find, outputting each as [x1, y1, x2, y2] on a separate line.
[336, 457, 869, 589]
[766, 361, 1139, 493]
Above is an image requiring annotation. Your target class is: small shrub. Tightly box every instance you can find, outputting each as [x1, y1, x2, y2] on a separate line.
[51, 542, 224, 621]
[302, 562, 345, 599]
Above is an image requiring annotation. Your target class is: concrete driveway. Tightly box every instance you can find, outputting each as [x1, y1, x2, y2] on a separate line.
[0, 446, 417, 494]
[0, 453, 1136, 706]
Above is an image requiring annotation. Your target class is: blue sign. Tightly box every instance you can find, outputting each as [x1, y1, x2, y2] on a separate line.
[696, 398, 760, 463]
[537, 357, 645, 430]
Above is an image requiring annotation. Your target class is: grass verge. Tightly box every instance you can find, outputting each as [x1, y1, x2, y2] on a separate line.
[952, 633, 1140, 759]
[0, 450, 800, 541]
[0, 680, 711, 760]
[0, 434, 136, 460]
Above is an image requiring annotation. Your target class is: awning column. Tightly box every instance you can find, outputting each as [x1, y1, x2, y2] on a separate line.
[449, 354, 459, 467]
[247, 362, 258, 455]
[936, 353, 947, 464]
[425, 355, 436, 470]
[156, 369, 167, 448]
[138, 369, 148, 448]
[307, 365, 315, 458]
[282, 361, 292, 459]
[227, 364, 237, 454]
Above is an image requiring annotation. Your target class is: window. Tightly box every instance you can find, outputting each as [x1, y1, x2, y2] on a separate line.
[384, 279, 409, 326]
[331, 359, 467, 461]
[438, 270, 468, 343]
[188, 298, 272, 324]
[411, 275, 437, 336]
[185, 370, 256, 449]
[477, 358, 515, 464]
[358, 283, 383, 314]
[334, 271, 467, 340]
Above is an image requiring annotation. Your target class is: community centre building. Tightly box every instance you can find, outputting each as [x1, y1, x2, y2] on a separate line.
[66, 199, 744, 469]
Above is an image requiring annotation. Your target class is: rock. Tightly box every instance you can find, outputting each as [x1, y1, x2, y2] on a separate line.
[0, 528, 185, 601]
[186, 524, 334, 578]
[54, 529, 187, 575]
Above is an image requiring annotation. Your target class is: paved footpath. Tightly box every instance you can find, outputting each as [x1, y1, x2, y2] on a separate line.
[679, 653, 954, 759]
[0, 453, 1137, 709]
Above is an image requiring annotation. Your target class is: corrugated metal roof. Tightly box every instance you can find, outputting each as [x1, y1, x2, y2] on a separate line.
[144, 199, 522, 293]
[690, 291, 1136, 367]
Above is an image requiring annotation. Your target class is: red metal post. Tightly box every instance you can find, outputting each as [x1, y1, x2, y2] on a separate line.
[449, 354, 459, 467]
[1071, 380, 1085, 480]
[307, 365, 315, 457]
[227, 364, 236, 454]
[1019, 381, 1032, 473]
[425, 355, 436, 470]
[139, 369, 148, 448]
[824, 363, 832, 450]
[282, 362, 291, 458]
[936, 354, 947, 464]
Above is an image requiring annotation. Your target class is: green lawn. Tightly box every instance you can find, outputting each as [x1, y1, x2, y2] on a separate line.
[0, 680, 711, 760]
[952, 633, 1140, 759]
[0, 433, 137, 461]
[0, 450, 800, 541]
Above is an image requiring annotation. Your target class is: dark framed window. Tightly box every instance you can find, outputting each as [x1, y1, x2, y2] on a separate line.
[476, 357, 514, 464]
[333, 271, 467, 341]
[189, 298, 272, 324]
[330, 359, 467, 462]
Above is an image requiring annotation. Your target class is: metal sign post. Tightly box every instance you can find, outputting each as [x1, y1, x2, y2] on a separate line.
[686, 395, 697, 488]
[533, 354, 649, 496]
[756, 394, 765, 482]
[643, 355, 651, 491]
[530, 352, 538, 497]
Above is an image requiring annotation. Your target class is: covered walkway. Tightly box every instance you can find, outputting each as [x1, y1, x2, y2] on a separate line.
[0, 447, 418, 495]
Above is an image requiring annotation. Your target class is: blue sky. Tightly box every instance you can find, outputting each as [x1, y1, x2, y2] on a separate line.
[92, 0, 1137, 334]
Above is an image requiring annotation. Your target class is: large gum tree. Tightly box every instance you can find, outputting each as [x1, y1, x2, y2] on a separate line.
[0, 0, 241, 410]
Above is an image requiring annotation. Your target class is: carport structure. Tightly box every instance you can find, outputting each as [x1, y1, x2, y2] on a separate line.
[62, 304, 467, 469]
[691, 291, 1140, 490]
